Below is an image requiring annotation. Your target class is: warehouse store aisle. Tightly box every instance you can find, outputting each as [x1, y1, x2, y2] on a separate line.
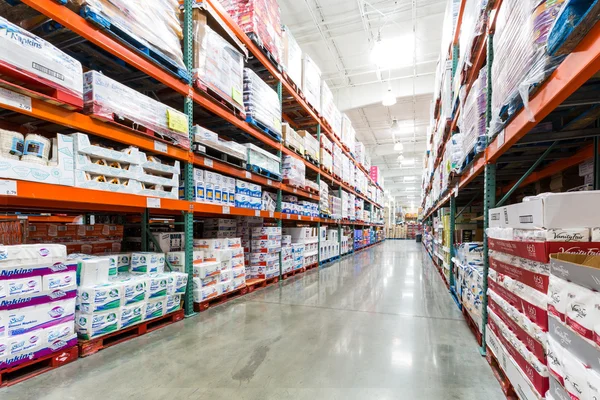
[3, 242, 504, 400]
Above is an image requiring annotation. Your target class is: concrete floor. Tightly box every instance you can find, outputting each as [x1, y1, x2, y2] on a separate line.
[2, 241, 505, 400]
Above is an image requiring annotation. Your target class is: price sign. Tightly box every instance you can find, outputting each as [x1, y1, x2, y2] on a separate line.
[245, 171, 251, 179]
[223, 206, 230, 214]
[298, 215, 301, 220]
[0, 88, 31, 112]
[287, 214, 291, 219]
[309, 194, 313, 199]
[154, 140, 168, 153]
[255, 210, 261, 217]
[267, 179, 273, 185]
[269, 211, 274, 218]
[204, 158, 213, 168]
[497, 129, 506, 147]
[146, 197, 161, 208]
[232, 88, 243, 105]
[0, 180, 17, 196]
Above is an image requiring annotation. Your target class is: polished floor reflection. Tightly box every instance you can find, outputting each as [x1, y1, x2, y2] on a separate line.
[2, 241, 504, 400]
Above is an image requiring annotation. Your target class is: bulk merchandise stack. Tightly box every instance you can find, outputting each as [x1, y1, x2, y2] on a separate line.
[0, 0, 388, 385]
[485, 192, 600, 399]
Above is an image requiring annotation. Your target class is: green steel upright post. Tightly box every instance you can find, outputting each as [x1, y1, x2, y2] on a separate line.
[451, 44, 459, 78]
[183, 0, 195, 317]
[449, 196, 456, 288]
[277, 82, 283, 275]
[317, 124, 321, 265]
[479, 31, 495, 354]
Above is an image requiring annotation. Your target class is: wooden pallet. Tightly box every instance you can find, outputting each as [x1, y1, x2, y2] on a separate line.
[305, 262, 319, 271]
[486, 347, 519, 400]
[193, 285, 249, 312]
[193, 144, 247, 170]
[281, 70, 304, 98]
[247, 164, 282, 181]
[0, 61, 83, 110]
[304, 154, 319, 167]
[0, 346, 78, 387]
[284, 142, 304, 157]
[195, 80, 246, 120]
[305, 186, 319, 196]
[246, 116, 283, 142]
[87, 109, 190, 149]
[246, 276, 279, 293]
[78, 309, 185, 357]
[281, 267, 306, 280]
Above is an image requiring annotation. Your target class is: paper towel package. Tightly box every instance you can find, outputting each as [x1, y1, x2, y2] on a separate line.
[146, 275, 168, 299]
[120, 302, 145, 329]
[130, 252, 165, 274]
[193, 238, 224, 250]
[220, 269, 232, 282]
[7, 299, 76, 336]
[232, 277, 245, 290]
[111, 253, 132, 273]
[204, 249, 232, 262]
[165, 295, 181, 314]
[0, 277, 42, 299]
[545, 228, 590, 242]
[193, 285, 221, 302]
[44, 321, 74, 345]
[193, 275, 219, 289]
[145, 298, 166, 320]
[75, 257, 111, 287]
[78, 283, 123, 313]
[0, 244, 71, 279]
[76, 309, 121, 340]
[42, 271, 76, 291]
[121, 275, 147, 305]
[193, 262, 220, 279]
[232, 267, 245, 279]
[167, 272, 188, 295]
[167, 250, 203, 266]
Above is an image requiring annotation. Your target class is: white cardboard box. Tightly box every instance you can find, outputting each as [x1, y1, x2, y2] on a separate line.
[489, 192, 600, 229]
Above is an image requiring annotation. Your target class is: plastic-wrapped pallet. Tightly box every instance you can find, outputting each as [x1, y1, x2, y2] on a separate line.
[83, 71, 190, 149]
[454, 0, 488, 97]
[0, 16, 83, 104]
[218, 0, 282, 63]
[282, 123, 304, 154]
[298, 130, 319, 162]
[354, 141, 366, 167]
[341, 114, 356, 153]
[457, 67, 487, 167]
[69, 0, 184, 70]
[244, 143, 281, 177]
[320, 181, 330, 216]
[282, 155, 305, 188]
[192, 10, 245, 112]
[321, 81, 336, 130]
[301, 54, 321, 112]
[243, 68, 282, 136]
[490, 0, 565, 136]
[281, 25, 302, 88]
[333, 144, 343, 178]
[248, 226, 281, 279]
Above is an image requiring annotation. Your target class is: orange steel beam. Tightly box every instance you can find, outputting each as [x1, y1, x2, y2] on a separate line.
[452, 0, 467, 45]
[0, 182, 190, 214]
[21, 0, 189, 97]
[497, 144, 594, 195]
[280, 183, 320, 201]
[0, 97, 191, 161]
[487, 21, 600, 163]
[193, 155, 281, 191]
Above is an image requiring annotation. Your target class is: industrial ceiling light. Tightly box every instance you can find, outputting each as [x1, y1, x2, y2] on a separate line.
[404, 176, 415, 182]
[371, 34, 414, 69]
[382, 87, 396, 106]
[401, 158, 415, 166]
[397, 154, 404, 161]
[394, 142, 404, 152]
[391, 119, 401, 131]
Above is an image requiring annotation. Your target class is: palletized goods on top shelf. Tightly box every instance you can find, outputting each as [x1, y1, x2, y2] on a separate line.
[69, 0, 185, 70]
[456, 67, 487, 168]
[489, 0, 565, 136]
[192, 7, 245, 112]
[218, 0, 282, 63]
[243, 68, 282, 136]
[281, 25, 302, 88]
[301, 54, 322, 113]
[0, 15, 83, 106]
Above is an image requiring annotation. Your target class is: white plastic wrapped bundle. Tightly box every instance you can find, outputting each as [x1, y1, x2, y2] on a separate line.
[83, 71, 190, 149]
[458, 67, 487, 166]
[22, 134, 52, 165]
[0, 16, 83, 101]
[319, 181, 330, 215]
[243, 68, 282, 135]
[281, 26, 302, 88]
[71, 0, 184, 69]
[301, 54, 321, 112]
[193, 12, 244, 110]
[0, 129, 24, 160]
[439, 60, 454, 122]
[455, 0, 488, 89]
[282, 155, 305, 188]
[490, 0, 565, 136]
[321, 81, 336, 129]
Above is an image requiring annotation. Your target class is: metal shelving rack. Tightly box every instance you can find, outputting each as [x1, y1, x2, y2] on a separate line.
[0, 0, 385, 317]
[420, 0, 600, 356]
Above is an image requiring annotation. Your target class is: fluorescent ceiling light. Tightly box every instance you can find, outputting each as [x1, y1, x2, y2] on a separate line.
[404, 176, 415, 182]
[371, 35, 414, 69]
[406, 187, 415, 191]
[394, 142, 404, 152]
[382, 88, 396, 106]
[401, 158, 415, 166]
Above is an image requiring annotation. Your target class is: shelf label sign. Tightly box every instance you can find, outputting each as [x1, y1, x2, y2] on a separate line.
[497, 129, 506, 147]
[204, 158, 213, 168]
[255, 210, 261, 217]
[298, 215, 301, 220]
[454, 185, 459, 198]
[146, 197, 161, 208]
[232, 88, 243, 105]
[287, 214, 291, 219]
[267, 179, 273, 186]
[154, 140, 168, 153]
[293, 188, 297, 193]
[0, 88, 31, 113]
[245, 171, 251, 179]
[166, 109, 188, 133]
[223, 206, 230, 214]
[0, 180, 17, 196]
[269, 211, 274, 218]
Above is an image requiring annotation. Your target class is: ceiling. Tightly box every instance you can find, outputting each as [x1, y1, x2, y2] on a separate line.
[279, 0, 447, 209]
